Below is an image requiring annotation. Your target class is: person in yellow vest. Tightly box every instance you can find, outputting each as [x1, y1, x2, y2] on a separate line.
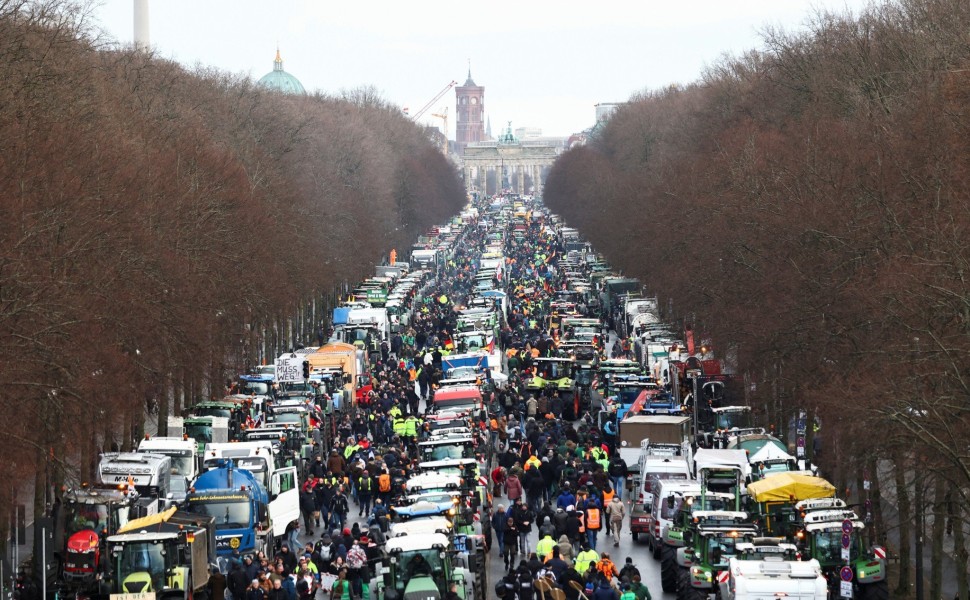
[388, 404, 402, 419]
[535, 532, 556, 557]
[574, 544, 599, 575]
[392, 415, 407, 438]
[403, 415, 419, 448]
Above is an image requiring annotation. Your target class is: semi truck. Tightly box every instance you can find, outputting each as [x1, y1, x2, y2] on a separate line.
[184, 459, 298, 556]
[169, 415, 230, 456]
[306, 342, 370, 407]
[98, 452, 174, 503]
[138, 435, 199, 480]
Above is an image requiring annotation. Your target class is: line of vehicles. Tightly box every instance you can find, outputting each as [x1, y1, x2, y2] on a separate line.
[624, 423, 888, 599]
[44, 192, 890, 600]
[47, 206, 502, 600]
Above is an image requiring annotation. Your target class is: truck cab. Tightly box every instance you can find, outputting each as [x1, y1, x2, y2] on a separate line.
[98, 452, 174, 505]
[138, 435, 199, 481]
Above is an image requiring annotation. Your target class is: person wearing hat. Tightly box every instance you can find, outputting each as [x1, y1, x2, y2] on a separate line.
[595, 552, 619, 583]
[574, 544, 599, 576]
[245, 578, 265, 600]
[618, 557, 640, 583]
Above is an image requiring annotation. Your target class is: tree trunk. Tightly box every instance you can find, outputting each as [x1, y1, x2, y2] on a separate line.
[33, 444, 46, 523]
[893, 452, 911, 594]
[123, 404, 134, 452]
[930, 476, 944, 600]
[158, 370, 170, 437]
[953, 498, 968, 600]
[868, 458, 885, 547]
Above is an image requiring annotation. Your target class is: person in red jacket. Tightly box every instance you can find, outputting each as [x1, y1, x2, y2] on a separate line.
[491, 466, 507, 498]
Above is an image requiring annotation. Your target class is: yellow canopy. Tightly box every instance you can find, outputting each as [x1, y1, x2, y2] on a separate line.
[117, 506, 178, 534]
[747, 473, 835, 503]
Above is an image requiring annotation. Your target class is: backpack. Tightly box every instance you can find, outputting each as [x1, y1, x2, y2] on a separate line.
[378, 473, 391, 492]
[315, 541, 333, 562]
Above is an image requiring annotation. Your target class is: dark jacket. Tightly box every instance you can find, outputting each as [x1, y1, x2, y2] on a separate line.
[228, 564, 249, 600]
[592, 581, 618, 600]
[207, 570, 227, 600]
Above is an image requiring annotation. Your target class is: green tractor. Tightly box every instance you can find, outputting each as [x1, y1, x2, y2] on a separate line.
[794, 498, 889, 600]
[660, 449, 749, 593]
[675, 511, 759, 600]
[377, 532, 484, 600]
[526, 357, 577, 419]
[658, 490, 741, 592]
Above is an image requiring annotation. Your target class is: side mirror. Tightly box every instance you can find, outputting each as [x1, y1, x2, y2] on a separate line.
[667, 496, 675, 509]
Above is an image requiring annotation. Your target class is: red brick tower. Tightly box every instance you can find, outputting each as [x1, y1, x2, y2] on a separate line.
[456, 68, 485, 154]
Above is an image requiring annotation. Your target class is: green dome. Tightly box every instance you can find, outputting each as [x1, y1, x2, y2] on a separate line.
[258, 50, 306, 95]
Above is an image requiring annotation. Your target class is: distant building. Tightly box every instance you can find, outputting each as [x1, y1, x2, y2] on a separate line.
[595, 102, 623, 122]
[514, 126, 543, 140]
[258, 49, 306, 95]
[456, 69, 485, 154]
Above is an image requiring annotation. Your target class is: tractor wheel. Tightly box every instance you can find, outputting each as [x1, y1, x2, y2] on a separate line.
[660, 546, 678, 593]
[858, 581, 890, 600]
[651, 537, 661, 560]
[676, 567, 691, 600]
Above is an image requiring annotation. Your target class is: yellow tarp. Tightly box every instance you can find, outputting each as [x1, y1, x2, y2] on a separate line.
[117, 506, 178, 534]
[747, 473, 836, 503]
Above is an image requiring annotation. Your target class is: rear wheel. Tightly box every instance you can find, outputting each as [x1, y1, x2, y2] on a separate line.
[631, 531, 639, 541]
[660, 545, 678, 593]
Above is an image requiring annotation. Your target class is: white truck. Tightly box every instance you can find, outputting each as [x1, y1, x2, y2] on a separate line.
[719, 545, 827, 600]
[202, 441, 279, 489]
[98, 453, 173, 506]
[411, 248, 440, 272]
[138, 435, 198, 480]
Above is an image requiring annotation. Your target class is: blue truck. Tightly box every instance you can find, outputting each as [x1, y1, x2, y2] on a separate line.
[184, 460, 299, 557]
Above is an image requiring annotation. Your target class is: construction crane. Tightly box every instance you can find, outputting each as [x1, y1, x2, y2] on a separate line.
[430, 106, 449, 153]
[410, 80, 457, 121]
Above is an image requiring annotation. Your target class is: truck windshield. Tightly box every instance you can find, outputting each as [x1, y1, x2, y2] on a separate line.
[195, 406, 232, 419]
[115, 541, 166, 593]
[715, 411, 748, 430]
[425, 445, 467, 461]
[187, 500, 251, 528]
[241, 381, 272, 395]
[153, 450, 194, 478]
[184, 424, 212, 444]
[535, 362, 569, 379]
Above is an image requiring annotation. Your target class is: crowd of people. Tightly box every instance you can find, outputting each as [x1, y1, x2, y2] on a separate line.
[207, 200, 651, 600]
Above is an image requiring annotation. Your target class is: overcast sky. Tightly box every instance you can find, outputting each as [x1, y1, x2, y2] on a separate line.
[91, 0, 874, 138]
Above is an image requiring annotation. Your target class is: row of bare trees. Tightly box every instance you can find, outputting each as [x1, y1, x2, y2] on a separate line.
[0, 0, 464, 536]
[546, 0, 969, 594]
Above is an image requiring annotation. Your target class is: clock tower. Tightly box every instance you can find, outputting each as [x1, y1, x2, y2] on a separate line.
[455, 68, 485, 154]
